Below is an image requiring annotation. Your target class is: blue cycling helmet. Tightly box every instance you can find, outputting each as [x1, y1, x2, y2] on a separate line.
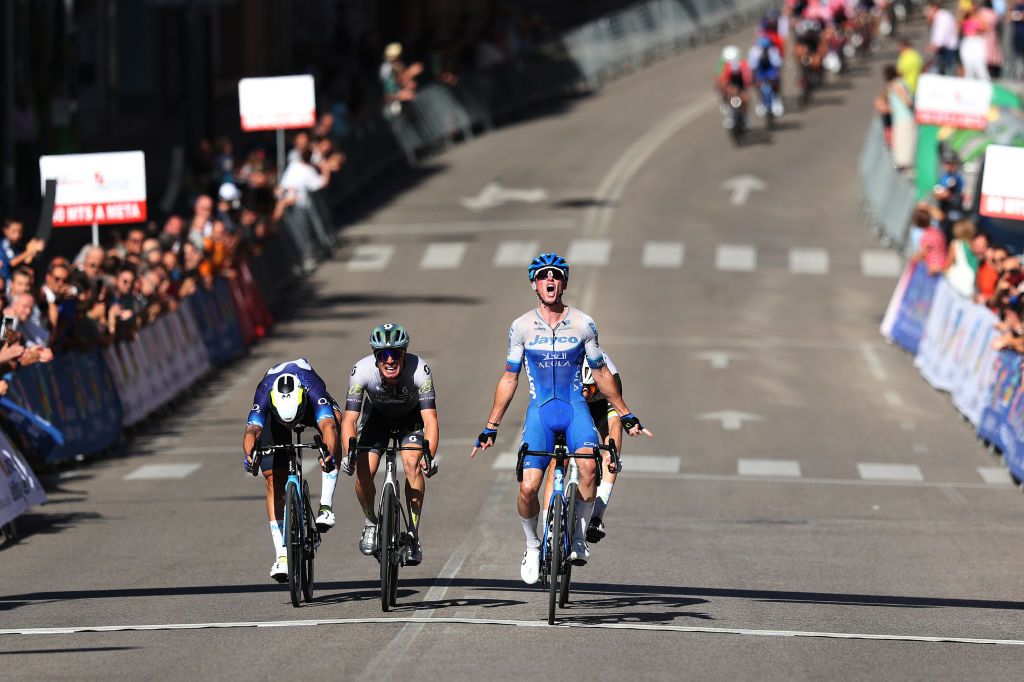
[527, 252, 570, 282]
[758, 36, 772, 49]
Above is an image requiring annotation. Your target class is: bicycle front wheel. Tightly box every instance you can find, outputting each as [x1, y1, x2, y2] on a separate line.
[301, 482, 315, 603]
[380, 485, 398, 612]
[548, 492, 563, 625]
[285, 485, 303, 608]
[560, 484, 577, 608]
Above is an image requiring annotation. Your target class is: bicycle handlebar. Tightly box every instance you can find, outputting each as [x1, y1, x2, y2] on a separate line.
[347, 435, 438, 478]
[514, 439, 621, 484]
[249, 441, 333, 477]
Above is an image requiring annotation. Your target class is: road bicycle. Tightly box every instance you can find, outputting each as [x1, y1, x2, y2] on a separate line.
[252, 428, 333, 607]
[516, 434, 620, 624]
[348, 429, 436, 612]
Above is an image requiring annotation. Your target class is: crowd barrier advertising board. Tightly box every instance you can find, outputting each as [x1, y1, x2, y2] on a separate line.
[979, 144, 1024, 221]
[238, 75, 316, 131]
[884, 262, 939, 354]
[914, 74, 993, 130]
[915, 278, 972, 392]
[950, 305, 1000, 427]
[0, 429, 47, 528]
[38, 151, 147, 227]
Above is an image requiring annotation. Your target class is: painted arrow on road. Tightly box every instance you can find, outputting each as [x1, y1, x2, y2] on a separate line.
[461, 182, 548, 211]
[720, 175, 766, 206]
[696, 410, 765, 431]
[691, 351, 744, 370]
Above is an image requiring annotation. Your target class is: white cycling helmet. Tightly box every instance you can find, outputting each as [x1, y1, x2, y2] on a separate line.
[722, 45, 741, 64]
[270, 373, 306, 424]
[581, 364, 595, 386]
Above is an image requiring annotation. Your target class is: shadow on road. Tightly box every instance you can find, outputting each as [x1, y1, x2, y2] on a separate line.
[0, 511, 103, 554]
[557, 593, 712, 624]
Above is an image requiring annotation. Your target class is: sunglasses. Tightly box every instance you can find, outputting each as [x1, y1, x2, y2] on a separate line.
[534, 268, 565, 282]
[375, 348, 405, 363]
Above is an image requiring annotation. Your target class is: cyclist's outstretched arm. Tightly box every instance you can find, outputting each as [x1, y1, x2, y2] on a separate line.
[243, 423, 262, 461]
[318, 416, 340, 462]
[470, 371, 518, 457]
[591, 365, 653, 438]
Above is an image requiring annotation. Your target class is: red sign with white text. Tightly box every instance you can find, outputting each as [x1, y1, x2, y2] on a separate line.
[51, 202, 147, 227]
[980, 145, 1024, 221]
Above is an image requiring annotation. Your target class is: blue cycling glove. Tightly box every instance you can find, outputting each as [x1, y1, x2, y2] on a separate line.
[242, 453, 254, 474]
[476, 427, 498, 448]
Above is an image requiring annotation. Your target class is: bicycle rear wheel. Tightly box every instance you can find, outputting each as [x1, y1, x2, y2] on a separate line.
[285, 485, 303, 608]
[560, 484, 577, 608]
[548, 492, 563, 625]
[380, 485, 398, 612]
[301, 482, 315, 603]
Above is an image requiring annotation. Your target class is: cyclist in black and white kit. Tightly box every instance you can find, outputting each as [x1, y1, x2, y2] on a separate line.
[341, 323, 438, 566]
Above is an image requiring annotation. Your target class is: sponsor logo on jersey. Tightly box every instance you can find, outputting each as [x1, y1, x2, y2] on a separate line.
[527, 334, 579, 347]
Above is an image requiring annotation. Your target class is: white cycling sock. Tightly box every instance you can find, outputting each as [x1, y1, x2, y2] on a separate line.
[320, 469, 338, 508]
[539, 508, 548, 539]
[269, 521, 285, 557]
[521, 514, 540, 549]
[594, 481, 614, 518]
[575, 500, 594, 541]
[364, 516, 377, 528]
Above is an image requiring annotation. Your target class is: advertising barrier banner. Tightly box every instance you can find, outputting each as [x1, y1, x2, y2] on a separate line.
[888, 262, 939, 354]
[916, 279, 971, 392]
[914, 74, 993, 130]
[979, 144, 1024, 221]
[977, 351, 1022, 452]
[0, 429, 47, 528]
[951, 305, 1000, 426]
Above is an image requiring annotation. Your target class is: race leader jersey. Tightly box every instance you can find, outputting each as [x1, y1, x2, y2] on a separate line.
[505, 307, 607, 406]
[247, 358, 336, 428]
[345, 353, 436, 417]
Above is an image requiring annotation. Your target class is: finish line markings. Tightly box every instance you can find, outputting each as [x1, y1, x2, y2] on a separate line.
[3, 617, 1023, 647]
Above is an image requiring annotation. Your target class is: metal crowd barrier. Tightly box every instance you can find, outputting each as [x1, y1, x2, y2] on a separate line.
[858, 117, 918, 255]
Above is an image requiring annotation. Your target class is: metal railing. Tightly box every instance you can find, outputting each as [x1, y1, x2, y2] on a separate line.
[859, 117, 918, 256]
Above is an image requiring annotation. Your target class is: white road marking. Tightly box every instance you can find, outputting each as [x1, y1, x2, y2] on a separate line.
[691, 350, 743, 370]
[883, 390, 904, 408]
[578, 94, 718, 312]
[912, 443, 929, 454]
[861, 250, 902, 278]
[601, 336, 889, 350]
[461, 182, 548, 211]
[123, 464, 201, 480]
[714, 245, 756, 272]
[900, 421, 916, 432]
[860, 343, 889, 382]
[625, 471, 1013, 491]
[696, 410, 765, 431]
[977, 466, 1013, 484]
[346, 245, 394, 272]
[133, 446, 238, 456]
[788, 248, 830, 275]
[348, 219, 574, 236]
[720, 174, 767, 206]
[738, 459, 801, 477]
[642, 241, 684, 268]
[6, 617, 1024, 647]
[491, 453, 680, 473]
[419, 242, 467, 270]
[567, 238, 612, 266]
[857, 463, 924, 482]
[494, 240, 539, 267]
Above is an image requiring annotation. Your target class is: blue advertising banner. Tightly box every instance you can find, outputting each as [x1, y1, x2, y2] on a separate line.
[977, 351, 1023, 453]
[187, 280, 245, 366]
[889, 262, 940, 354]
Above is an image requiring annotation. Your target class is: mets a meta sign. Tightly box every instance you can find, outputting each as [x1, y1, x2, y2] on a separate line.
[980, 144, 1024, 221]
[238, 75, 316, 131]
[914, 74, 992, 130]
[39, 151, 147, 227]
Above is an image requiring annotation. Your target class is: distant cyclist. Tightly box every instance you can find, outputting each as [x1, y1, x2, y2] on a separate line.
[341, 323, 438, 566]
[716, 46, 752, 130]
[580, 355, 623, 542]
[242, 358, 343, 582]
[471, 253, 652, 585]
[749, 36, 785, 118]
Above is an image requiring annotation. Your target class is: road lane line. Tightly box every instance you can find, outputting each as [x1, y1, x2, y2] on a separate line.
[420, 242, 467, 269]
[858, 463, 923, 482]
[977, 467, 1012, 484]
[860, 343, 888, 382]
[788, 248, 830, 275]
[566, 238, 612, 266]
[5, 617, 1023, 646]
[348, 219, 575, 236]
[621, 471, 1013, 490]
[715, 244, 757, 272]
[123, 464, 201, 480]
[861, 250, 902, 278]
[737, 459, 801, 478]
[493, 240, 539, 267]
[883, 390, 904, 408]
[642, 241, 684, 268]
[346, 245, 395, 271]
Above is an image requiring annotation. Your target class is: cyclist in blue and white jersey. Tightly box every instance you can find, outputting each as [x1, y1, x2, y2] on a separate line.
[242, 358, 344, 582]
[471, 253, 652, 585]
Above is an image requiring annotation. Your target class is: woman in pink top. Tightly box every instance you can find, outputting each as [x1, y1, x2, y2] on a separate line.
[977, 0, 1004, 78]
[960, 3, 991, 79]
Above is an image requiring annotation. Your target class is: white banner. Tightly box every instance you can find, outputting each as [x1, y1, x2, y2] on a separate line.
[914, 74, 992, 130]
[238, 75, 316, 131]
[39, 151, 147, 227]
[951, 304, 1000, 426]
[979, 144, 1024, 221]
[0, 430, 48, 528]
[915, 278, 968, 391]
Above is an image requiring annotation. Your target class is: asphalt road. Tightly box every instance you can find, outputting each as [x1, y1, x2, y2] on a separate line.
[4, 21, 1024, 681]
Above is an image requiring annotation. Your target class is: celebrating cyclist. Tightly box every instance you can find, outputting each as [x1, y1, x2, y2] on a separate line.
[471, 253, 652, 585]
[342, 323, 438, 566]
[242, 358, 343, 582]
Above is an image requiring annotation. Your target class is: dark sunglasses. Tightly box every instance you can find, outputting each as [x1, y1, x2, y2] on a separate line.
[375, 348, 405, 363]
[534, 268, 565, 282]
